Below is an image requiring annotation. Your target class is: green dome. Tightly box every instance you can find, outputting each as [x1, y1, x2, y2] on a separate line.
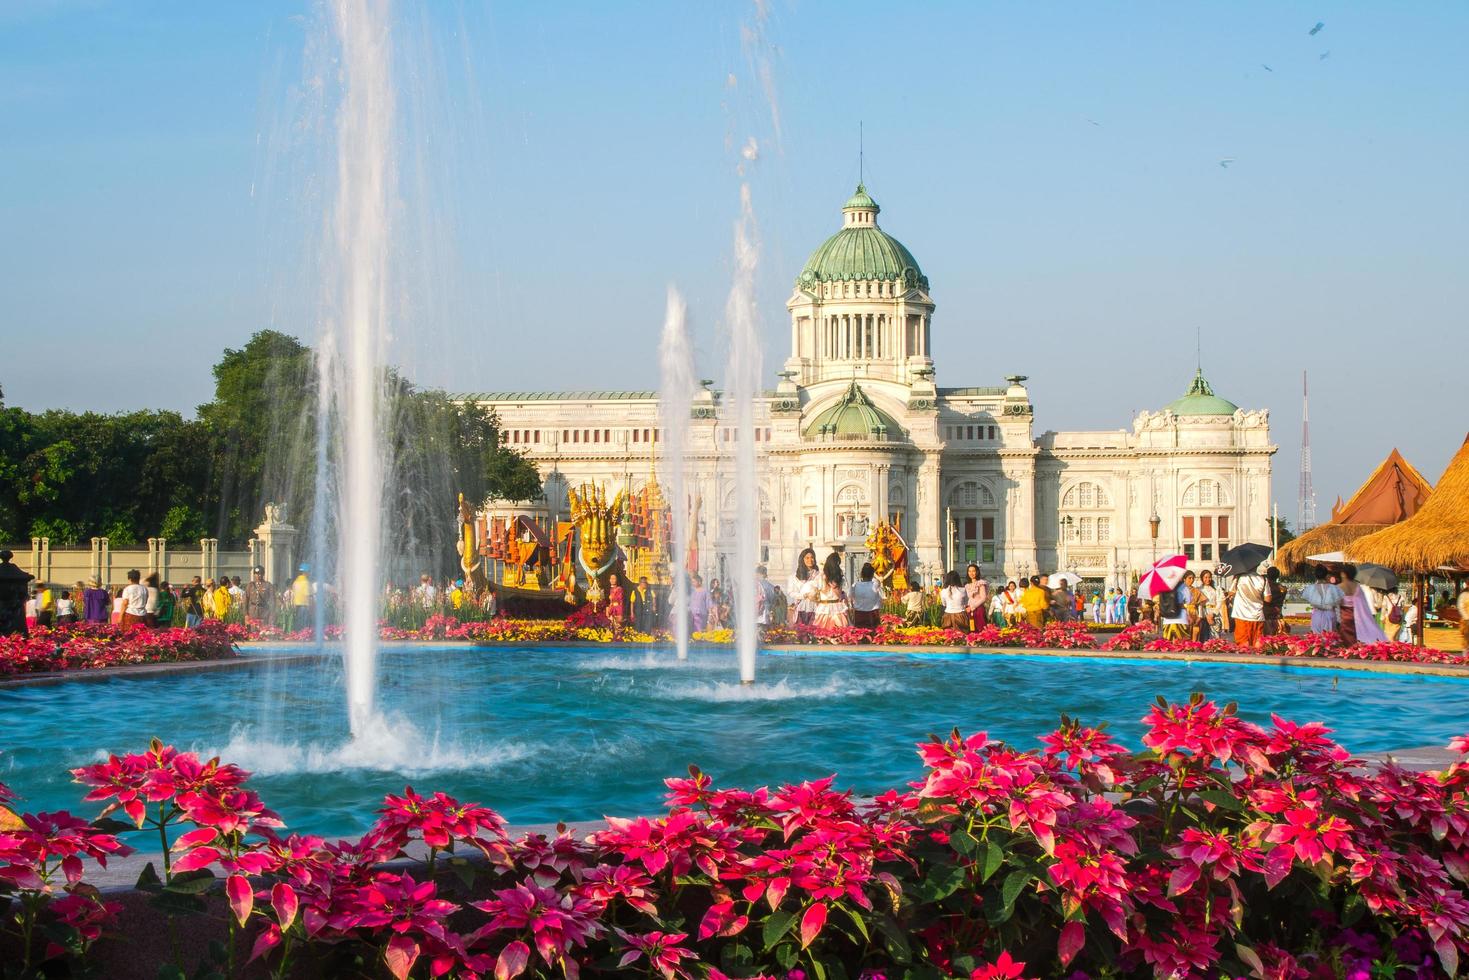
[1166, 369, 1239, 416]
[804, 381, 902, 442]
[843, 185, 879, 212]
[799, 185, 928, 289]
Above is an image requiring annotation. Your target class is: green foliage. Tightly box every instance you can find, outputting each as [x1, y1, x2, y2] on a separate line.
[0, 330, 540, 561]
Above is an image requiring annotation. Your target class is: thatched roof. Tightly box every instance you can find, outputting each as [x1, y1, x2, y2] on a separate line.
[1349, 434, 1469, 572]
[1277, 523, 1387, 574]
[1276, 448, 1433, 574]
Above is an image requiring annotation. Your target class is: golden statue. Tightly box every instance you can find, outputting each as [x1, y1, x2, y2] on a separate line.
[567, 482, 626, 602]
[865, 521, 911, 592]
[457, 493, 487, 591]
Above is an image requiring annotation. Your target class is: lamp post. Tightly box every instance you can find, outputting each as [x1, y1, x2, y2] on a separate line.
[1059, 514, 1073, 574]
[1148, 511, 1161, 564]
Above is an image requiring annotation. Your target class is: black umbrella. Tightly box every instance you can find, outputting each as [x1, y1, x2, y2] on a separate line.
[1217, 542, 1273, 578]
[1354, 563, 1399, 591]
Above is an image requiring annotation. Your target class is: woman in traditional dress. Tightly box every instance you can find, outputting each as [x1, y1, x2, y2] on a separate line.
[1339, 564, 1386, 645]
[787, 547, 821, 627]
[706, 580, 725, 630]
[1301, 564, 1343, 634]
[1193, 570, 1221, 641]
[963, 564, 989, 631]
[811, 553, 850, 629]
[605, 573, 625, 635]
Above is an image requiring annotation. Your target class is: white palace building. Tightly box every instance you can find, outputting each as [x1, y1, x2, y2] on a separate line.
[469, 185, 1275, 588]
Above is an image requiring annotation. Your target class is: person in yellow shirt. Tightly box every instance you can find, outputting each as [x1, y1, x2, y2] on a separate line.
[290, 565, 312, 630]
[214, 580, 233, 621]
[450, 580, 464, 611]
[1019, 575, 1049, 628]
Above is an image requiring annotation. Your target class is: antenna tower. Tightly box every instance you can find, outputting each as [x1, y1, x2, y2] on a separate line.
[1297, 370, 1317, 531]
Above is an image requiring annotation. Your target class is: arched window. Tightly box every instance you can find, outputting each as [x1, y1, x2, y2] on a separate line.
[1061, 481, 1110, 509]
[1180, 479, 1234, 562]
[947, 481, 997, 563]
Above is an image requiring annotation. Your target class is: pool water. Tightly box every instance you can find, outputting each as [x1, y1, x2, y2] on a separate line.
[3, 645, 1465, 838]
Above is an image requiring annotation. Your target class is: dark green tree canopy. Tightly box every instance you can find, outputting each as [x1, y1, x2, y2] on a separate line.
[1, 331, 540, 560]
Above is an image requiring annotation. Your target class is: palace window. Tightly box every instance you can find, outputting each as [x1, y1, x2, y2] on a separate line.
[1181, 515, 1230, 562]
[805, 514, 819, 538]
[948, 481, 997, 563]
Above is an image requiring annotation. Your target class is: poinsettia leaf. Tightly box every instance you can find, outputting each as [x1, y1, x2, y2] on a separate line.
[90, 816, 137, 834]
[981, 841, 1005, 882]
[1000, 869, 1032, 917]
[917, 862, 966, 902]
[840, 903, 870, 941]
[135, 861, 163, 892]
[948, 828, 978, 856]
[1196, 789, 1242, 811]
[762, 909, 797, 951]
[164, 868, 216, 894]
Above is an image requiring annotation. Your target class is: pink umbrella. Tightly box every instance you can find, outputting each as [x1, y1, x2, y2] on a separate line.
[1138, 554, 1188, 599]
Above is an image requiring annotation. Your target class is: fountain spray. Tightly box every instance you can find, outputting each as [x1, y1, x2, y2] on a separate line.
[658, 288, 696, 661]
[726, 185, 762, 684]
[325, 0, 395, 734]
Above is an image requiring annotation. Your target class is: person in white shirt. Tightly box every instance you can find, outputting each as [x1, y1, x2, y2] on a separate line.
[54, 591, 77, 626]
[786, 547, 821, 626]
[414, 574, 438, 610]
[1230, 564, 1269, 648]
[903, 585, 927, 625]
[940, 571, 969, 631]
[120, 569, 149, 628]
[850, 562, 886, 630]
[1300, 564, 1345, 634]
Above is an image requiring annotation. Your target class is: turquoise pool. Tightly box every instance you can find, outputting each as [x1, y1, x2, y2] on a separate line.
[3, 645, 1465, 838]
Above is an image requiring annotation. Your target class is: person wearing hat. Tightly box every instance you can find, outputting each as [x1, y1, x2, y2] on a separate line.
[81, 577, 111, 624]
[245, 566, 275, 624]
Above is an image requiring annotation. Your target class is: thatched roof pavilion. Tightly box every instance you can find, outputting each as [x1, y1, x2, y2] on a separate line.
[1349, 435, 1469, 573]
[1276, 448, 1432, 574]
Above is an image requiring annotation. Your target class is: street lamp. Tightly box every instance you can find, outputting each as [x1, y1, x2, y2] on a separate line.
[1059, 514, 1073, 574]
[1148, 511, 1161, 563]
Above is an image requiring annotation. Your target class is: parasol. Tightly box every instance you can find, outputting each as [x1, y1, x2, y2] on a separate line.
[1354, 563, 1399, 591]
[1138, 554, 1188, 599]
[1047, 572, 1082, 588]
[1217, 543, 1273, 578]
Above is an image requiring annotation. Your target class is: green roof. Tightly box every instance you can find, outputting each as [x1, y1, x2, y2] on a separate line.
[804, 381, 902, 442]
[843, 184, 879, 212]
[1165, 369, 1238, 416]
[799, 185, 928, 289]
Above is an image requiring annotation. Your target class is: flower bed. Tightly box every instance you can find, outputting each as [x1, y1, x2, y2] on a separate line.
[2, 700, 1467, 978]
[235, 614, 1469, 668]
[1099, 625, 1463, 665]
[0, 622, 240, 676]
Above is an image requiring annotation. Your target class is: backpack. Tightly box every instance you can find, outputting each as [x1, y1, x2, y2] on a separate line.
[1157, 588, 1181, 619]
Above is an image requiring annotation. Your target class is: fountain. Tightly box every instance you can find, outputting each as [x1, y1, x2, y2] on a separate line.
[725, 184, 762, 684]
[319, 0, 396, 735]
[658, 288, 696, 660]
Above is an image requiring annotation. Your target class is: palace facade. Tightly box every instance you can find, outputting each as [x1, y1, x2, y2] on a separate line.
[468, 185, 1275, 588]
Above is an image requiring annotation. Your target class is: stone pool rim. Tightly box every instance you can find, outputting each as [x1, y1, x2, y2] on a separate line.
[1, 639, 1465, 688]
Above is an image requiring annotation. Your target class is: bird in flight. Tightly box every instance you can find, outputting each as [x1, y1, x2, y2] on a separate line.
[1261, 64, 1273, 72]
[1219, 158, 1235, 169]
[1309, 21, 1325, 35]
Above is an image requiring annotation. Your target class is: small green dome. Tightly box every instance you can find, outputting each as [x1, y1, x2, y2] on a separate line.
[842, 184, 880, 212]
[804, 381, 902, 442]
[799, 185, 928, 289]
[1166, 369, 1239, 416]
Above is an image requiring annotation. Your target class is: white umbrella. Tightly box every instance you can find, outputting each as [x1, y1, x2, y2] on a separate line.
[1048, 572, 1082, 588]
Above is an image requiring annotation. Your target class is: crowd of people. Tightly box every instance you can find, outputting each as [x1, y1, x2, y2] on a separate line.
[23, 554, 1462, 652]
[23, 565, 316, 632]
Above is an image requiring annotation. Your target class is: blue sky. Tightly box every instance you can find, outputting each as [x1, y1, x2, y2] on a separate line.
[2, 1, 1465, 520]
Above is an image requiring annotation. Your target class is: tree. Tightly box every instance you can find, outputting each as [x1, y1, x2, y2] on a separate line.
[1267, 516, 1297, 549]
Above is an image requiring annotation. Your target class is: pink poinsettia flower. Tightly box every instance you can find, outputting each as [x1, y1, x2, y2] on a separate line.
[970, 950, 1035, 980]
[616, 930, 698, 980]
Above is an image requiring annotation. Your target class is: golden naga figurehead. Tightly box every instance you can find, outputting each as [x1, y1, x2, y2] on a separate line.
[568, 482, 626, 576]
[865, 521, 910, 591]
